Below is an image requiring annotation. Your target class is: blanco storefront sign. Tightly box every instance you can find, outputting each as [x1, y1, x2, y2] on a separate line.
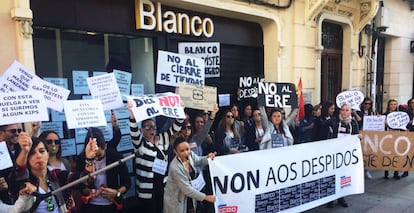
[135, 0, 214, 38]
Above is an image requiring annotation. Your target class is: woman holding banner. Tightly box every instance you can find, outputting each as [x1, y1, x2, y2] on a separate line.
[163, 137, 216, 213]
[128, 101, 184, 213]
[76, 127, 130, 213]
[12, 131, 99, 213]
[326, 103, 359, 208]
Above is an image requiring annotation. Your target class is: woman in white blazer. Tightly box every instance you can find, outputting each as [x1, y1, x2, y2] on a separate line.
[163, 137, 216, 213]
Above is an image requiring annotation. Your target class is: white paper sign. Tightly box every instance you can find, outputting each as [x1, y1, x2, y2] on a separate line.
[126, 93, 185, 122]
[30, 76, 70, 112]
[0, 142, 13, 170]
[336, 91, 364, 110]
[0, 60, 36, 93]
[0, 91, 49, 125]
[362, 115, 386, 131]
[209, 136, 364, 213]
[178, 42, 220, 78]
[63, 99, 107, 129]
[386, 111, 410, 130]
[86, 73, 124, 110]
[156, 50, 205, 87]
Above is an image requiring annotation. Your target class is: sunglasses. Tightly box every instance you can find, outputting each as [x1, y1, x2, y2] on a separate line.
[46, 139, 60, 145]
[203, 112, 210, 115]
[5, 128, 22, 134]
[364, 102, 372, 105]
[143, 125, 157, 131]
[226, 115, 234, 119]
[184, 125, 192, 130]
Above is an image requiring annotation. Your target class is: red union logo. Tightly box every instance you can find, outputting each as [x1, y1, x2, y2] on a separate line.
[218, 206, 238, 213]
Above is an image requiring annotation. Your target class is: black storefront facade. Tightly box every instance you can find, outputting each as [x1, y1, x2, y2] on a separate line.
[31, 0, 264, 102]
[30, 0, 265, 197]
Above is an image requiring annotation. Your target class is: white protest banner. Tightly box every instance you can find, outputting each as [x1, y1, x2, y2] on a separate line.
[335, 91, 364, 110]
[63, 99, 107, 129]
[0, 91, 49, 125]
[178, 82, 217, 111]
[0, 60, 36, 93]
[258, 82, 298, 109]
[113, 69, 132, 95]
[156, 50, 205, 87]
[362, 115, 386, 131]
[126, 92, 185, 122]
[209, 136, 364, 213]
[386, 111, 409, 130]
[0, 142, 13, 170]
[86, 73, 124, 111]
[31, 76, 70, 112]
[178, 42, 220, 78]
[239, 76, 264, 99]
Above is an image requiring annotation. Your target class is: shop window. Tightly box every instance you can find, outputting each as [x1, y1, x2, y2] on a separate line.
[33, 27, 155, 97]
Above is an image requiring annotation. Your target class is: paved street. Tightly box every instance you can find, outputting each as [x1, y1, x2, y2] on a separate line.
[305, 170, 414, 213]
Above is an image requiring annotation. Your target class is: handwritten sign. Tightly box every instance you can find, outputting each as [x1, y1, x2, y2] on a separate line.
[362, 115, 386, 131]
[178, 42, 220, 78]
[31, 76, 70, 112]
[0, 142, 13, 170]
[156, 50, 205, 87]
[239, 76, 264, 99]
[258, 82, 298, 108]
[72, 70, 89, 94]
[335, 90, 364, 110]
[126, 92, 185, 122]
[386, 111, 409, 130]
[113, 69, 132, 95]
[0, 91, 49, 125]
[0, 60, 36, 93]
[178, 82, 217, 111]
[86, 73, 123, 110]
[362, 131, 414, 171]
[63, 99, 107, 129]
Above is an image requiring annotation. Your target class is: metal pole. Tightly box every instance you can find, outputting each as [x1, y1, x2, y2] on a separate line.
[51, 151, 137, 195]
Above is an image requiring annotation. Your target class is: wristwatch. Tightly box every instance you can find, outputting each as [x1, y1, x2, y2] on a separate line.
[116, 191, 121, 198]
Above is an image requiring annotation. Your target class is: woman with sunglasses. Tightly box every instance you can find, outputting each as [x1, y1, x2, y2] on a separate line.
[128, 101, 184, 213]
[13, 131, 99, 213]
[38, 131, 70, 172]
[215, 110, 242, 155]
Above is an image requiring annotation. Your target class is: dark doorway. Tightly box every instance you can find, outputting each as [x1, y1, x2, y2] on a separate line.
[321, 22, 343, 102]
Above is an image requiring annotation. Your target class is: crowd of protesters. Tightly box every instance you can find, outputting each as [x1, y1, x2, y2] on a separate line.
[2, 93, 414, 213]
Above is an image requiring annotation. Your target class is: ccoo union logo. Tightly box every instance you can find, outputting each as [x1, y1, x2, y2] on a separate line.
[218, 204, 238, 213]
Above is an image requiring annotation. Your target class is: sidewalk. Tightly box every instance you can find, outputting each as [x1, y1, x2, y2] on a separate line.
[304, 170, 414, 213]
